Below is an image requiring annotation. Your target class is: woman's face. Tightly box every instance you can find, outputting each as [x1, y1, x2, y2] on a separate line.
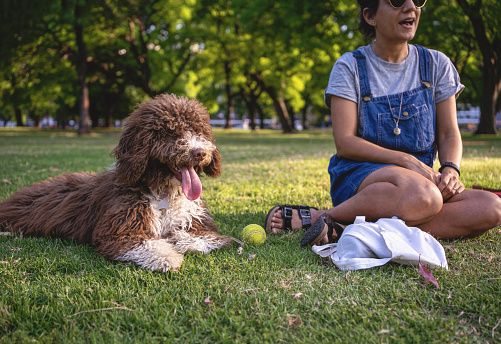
[369, 0, 421, 43]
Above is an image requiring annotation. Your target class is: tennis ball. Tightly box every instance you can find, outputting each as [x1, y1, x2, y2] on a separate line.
[241, 224, 266, 245]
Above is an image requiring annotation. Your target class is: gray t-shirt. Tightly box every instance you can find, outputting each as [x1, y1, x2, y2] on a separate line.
[324, 44, 464, 133]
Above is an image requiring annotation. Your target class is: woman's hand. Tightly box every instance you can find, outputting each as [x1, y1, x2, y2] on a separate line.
[399, 154, 442, 186]
[438, 167, 464, 201]
[435, 96, 464, 201]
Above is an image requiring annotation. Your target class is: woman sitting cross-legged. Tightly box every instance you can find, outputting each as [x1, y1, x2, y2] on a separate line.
[265, 0, 501, 245]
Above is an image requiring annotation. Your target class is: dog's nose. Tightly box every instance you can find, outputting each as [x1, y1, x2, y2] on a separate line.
[192, 149, 206, 161]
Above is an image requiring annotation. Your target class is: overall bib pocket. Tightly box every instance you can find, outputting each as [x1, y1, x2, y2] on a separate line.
[375, 102, 434, 152]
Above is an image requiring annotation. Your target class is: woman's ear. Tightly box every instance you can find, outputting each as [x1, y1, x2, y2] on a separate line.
[363, 8, 376, 26]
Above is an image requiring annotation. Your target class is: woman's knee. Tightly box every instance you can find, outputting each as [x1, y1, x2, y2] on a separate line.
[459, 190, 501, 234]
[483, 192, 501, 229]
[396, 178, 443, 221]
[359, 166, 443, 221]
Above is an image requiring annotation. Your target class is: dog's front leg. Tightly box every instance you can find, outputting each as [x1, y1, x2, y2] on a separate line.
[167, 231, 232, 254]
[116, 239, 184, 272]
[167, 218, 234, 254]
[93, 205, 184, 272]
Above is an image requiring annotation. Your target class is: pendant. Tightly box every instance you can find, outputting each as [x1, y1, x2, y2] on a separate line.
[393, 127, 401, 135]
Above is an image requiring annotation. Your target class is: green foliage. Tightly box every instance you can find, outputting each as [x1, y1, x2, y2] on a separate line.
[418, 2, 480, 106]
[1, 129, 501, 342]
[420, 0, 501, 133]
[1, 0, 500, 131]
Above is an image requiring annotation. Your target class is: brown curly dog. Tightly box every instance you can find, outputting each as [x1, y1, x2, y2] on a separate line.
[0, 94, 234, 272]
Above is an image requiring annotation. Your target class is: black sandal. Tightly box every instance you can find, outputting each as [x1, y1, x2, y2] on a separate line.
[300, 213, 344, 247]
[264, 204, 317, 233]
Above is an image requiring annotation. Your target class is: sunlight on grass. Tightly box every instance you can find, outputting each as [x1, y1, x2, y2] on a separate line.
[1, 129, 501, 343]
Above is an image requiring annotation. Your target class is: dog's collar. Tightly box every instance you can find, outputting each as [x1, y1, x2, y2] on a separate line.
[152, 198, 170, 210]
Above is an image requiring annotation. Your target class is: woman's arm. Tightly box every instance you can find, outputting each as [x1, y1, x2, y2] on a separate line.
[435, 95, 464, 199]
[331, 95, 441, 183]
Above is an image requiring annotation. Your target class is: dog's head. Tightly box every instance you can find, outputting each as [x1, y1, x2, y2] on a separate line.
[112, 94, 222, 200]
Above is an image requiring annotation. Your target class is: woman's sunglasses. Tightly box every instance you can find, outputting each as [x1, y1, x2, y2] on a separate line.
[388, 0, 427, 8]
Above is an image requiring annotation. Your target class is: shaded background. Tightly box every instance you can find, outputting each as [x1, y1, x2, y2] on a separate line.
[0, 0, 499, 134]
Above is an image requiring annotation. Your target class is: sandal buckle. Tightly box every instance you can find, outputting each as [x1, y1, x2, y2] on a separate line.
[300, 208, 311, 226]
[283, 205, 293, 219]
[299, 208, 311, 219]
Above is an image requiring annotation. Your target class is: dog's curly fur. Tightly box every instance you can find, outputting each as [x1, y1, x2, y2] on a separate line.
[0, 94, 234, 272]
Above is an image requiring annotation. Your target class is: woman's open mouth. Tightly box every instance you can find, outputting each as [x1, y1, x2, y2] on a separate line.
[399, 19, 414, 28]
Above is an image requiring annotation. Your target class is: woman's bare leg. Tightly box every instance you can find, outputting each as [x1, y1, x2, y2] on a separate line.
[417, 189, 501, 239]
[270, 166, 439, 233]
[270, 166, 501, 239]
[334, 166, 501, 239]
[269, 208, 326, 234]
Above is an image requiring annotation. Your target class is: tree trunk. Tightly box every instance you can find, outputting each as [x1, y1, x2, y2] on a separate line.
[252, 73, 293, 133]
[75, 2, 92, 136]
[287, 102, 295, 130]
[302, 106, 308, 130]
[455, 0, 499, 134]
[14, 108, 24, 127]
[32, 112, 41, 129]
[241, 76, 264, 130]
[224, 61, 233, 129]
[240, 91, 254, 130]
[476, 67, 499, 134]
[248, 92, 258, 130]
[105, 107, 114, 128]
[301, 96, 310, 130]
[274, 90, 293, 133]
[257, 102, 265, 130]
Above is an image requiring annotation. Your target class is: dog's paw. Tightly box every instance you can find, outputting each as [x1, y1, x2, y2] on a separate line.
[117, 239, 184, 273]
[163, 251, 184, 272]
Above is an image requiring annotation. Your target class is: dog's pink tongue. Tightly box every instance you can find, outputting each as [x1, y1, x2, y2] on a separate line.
[181, 167, 202, 201]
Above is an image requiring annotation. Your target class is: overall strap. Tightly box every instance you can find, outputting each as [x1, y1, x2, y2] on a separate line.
[352, 49, 372, 102]
[416, 45, 431, 87]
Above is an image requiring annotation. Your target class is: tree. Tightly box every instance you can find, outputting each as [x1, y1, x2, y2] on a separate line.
[454, 0, 500, 134]
[73, 0, 92, 135]
[5, 0, 499, 135]
[230, 0, 361, 132]
[101, 0, 202, 98]
[419, 0, 500, 134]
[0, 0, 56, 127]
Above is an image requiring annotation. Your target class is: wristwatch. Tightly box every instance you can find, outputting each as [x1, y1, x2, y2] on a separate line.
[439, 162, 460, 176]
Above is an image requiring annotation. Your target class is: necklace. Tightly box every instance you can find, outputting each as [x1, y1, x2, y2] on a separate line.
[375, 44, 409, 136]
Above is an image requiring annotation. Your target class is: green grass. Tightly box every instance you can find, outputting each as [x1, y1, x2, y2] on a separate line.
[1, 128, 501, 343]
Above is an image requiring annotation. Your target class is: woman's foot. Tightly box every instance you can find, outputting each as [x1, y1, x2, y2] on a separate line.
[300, 213, 345, 246]
[265, 205, 324, 234]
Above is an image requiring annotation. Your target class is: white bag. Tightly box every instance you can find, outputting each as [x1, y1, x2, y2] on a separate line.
[311, 216, 448, 271]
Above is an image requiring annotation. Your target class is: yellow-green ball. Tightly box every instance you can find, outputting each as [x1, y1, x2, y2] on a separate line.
[241, 224, 266, 245]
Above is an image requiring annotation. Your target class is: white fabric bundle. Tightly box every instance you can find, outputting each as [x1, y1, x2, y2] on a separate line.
[311, 216, 448, 271]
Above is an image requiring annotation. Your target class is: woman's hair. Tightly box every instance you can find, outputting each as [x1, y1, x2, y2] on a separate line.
[357, 0, 379, 40]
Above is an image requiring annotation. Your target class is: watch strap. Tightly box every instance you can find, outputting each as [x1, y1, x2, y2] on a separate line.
[439, 162, 460, 176]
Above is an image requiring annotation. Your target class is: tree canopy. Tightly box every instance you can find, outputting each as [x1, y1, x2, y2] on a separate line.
[0, 0, 499, 134]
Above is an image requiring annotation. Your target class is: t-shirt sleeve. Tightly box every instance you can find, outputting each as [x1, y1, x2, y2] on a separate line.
[433, 50, 465, 103]
[324, 53, 359, 108]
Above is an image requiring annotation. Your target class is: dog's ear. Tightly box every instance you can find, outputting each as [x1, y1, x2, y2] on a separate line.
[112, 125, 150, 186]
[114, 150, 149, 186]
[204, 147, 222, 178]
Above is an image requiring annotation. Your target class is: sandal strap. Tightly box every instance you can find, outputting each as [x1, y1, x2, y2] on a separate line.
[326, 221, 344, 243]
[298, 205, 312, 228]
[326, 222, 334, 243]
[333, 223, 344, 241]
[281, 205, 294, 230]
[280, 204, 312, 230]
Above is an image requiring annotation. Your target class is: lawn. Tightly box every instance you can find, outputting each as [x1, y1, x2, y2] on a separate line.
[1, 128, 500, 343]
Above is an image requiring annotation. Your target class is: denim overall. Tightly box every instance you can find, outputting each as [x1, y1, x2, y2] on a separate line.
[328, 46, 436, 207]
